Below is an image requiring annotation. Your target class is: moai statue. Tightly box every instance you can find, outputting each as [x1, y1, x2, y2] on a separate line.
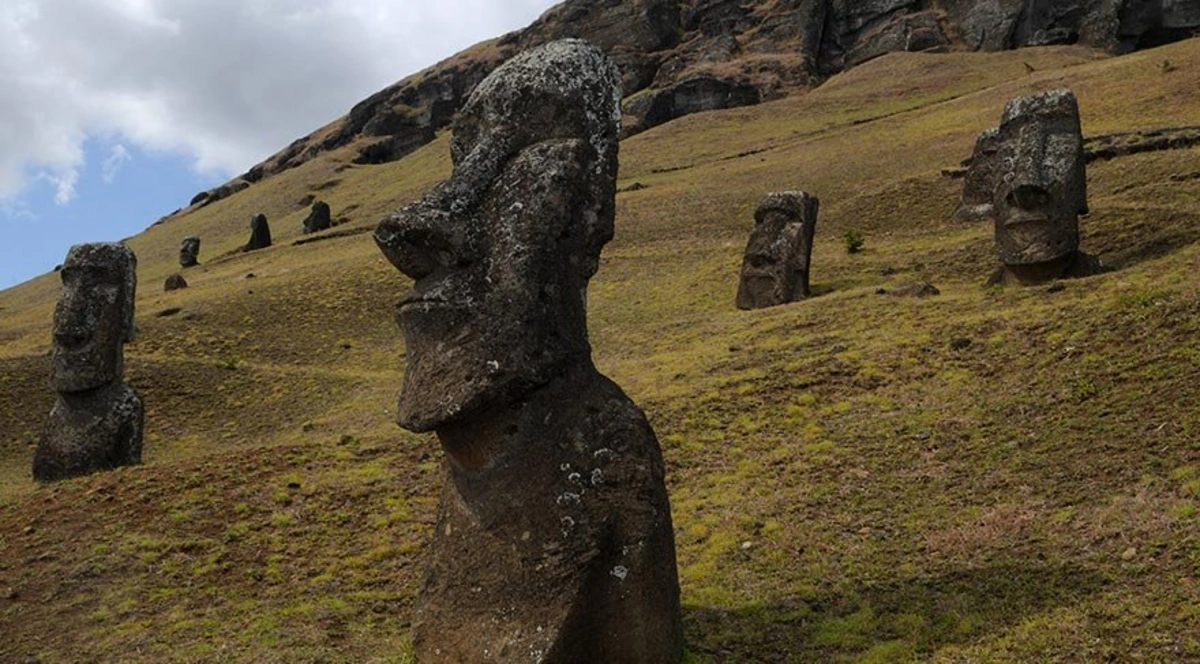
[954, 127, 1000, 223]
[736, 191, 819, 310]
[33, 243, 144, 481]
[164, 273, 188, 291]
[246, 213, 271, 251]
[302, 201, 332, 234]
[179, 236, 201, 267]
[374, 40, 682, 663]
[965, 89, 1100, 284]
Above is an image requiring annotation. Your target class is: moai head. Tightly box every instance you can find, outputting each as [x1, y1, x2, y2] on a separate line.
[374, 39, 621, 432]
[51, 243, 137, 393]
[247, 213, 271, 250]
[180, 236, 201, 267]
[303, 202, 331, 234]
[736, 191, 819, 310]
[955, 127, 1001, 222]
[992, 89, 1087, 265]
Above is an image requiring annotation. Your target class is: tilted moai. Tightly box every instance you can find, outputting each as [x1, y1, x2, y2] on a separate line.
[374, 40, 682, 663]
[961, 88, 1100, 284]
[33, 243, 144, 481]
[246, 213, 271, 251]
[179, 236, 201, 267]
[302, 201, 332, 234]
[736, 191, 819, 310]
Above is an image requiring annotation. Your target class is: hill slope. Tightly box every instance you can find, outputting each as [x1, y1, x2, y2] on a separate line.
[2, 40, 1199, 662]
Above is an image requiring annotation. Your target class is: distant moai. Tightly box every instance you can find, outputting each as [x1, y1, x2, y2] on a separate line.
[164, 273, 188, 291]
[246, 213, 271, 251]
[736, 191, 819, 310]
[33, 243, 144, 481]
[960, 88, 1100, 284]
[374, 39, 683, 663]
[302, 201, 332, 234]
[179, 236, 201, 267]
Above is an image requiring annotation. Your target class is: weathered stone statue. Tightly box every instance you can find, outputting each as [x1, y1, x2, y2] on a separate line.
[246, 213, 271, 250]
[954, 127, 1000, 223]
[302, 201, 332, 234]
[374, 39, 682, 663]
[736, 191, 819, 310]
[164, 273, 188, 291]
[962, 88, 1100, 284]
[33, 243, 144, 481]
[179, 236, 201, 267]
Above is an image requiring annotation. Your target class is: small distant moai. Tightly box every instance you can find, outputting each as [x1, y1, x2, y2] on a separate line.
[246, 213, 271, 250]
[33, 243, 144, 481]
[961, 88, 1099, 284]
[954, 127, 1000, 223]
[736, 191, 819, 310]
[302, 201, 332, 234]
[164, 273, 188, 291]
[374, 39, 683, 663]
[179, 236, 201, 267]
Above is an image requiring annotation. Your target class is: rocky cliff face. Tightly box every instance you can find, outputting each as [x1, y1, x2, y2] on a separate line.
[186, 0, 1198, 211]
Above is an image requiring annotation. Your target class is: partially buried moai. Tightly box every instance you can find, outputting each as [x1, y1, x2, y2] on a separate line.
[374, 39, 682, 663]
[963, 88, 1100, 284]
[736, 191, 818, 310]
[33, 243, 144, 481]
[302, 201, 331, 234]
[179, 236, 200, 267]
[246, 213, 271, 251]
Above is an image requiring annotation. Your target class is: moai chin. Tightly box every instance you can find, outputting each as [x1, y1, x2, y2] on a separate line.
[736, 191, 819, 310]
[374, 39, 682, 663]
[971, 88, 1100, 284]
[179, 236, 201, 267]
[33, 243, 144, 481]
[246, 213, 271, 251]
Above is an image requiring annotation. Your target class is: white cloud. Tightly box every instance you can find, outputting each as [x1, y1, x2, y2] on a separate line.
[0, 0, 556, 203]
[101, 144, 131, 184]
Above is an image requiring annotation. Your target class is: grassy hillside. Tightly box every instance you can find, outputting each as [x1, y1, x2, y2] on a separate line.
[2, 40, 1198, 662]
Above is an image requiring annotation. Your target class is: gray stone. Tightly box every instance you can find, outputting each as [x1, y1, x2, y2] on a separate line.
[164, 273, 188, 291]
[301, 201, 332, 234]
[34, 243, 144, 481]
[737, 191, 819, 310]
[246, 213, 271, 250]
[374, 39, 681, 663]
[179, 236, 200, 268]
[955, 127, 1001, 222]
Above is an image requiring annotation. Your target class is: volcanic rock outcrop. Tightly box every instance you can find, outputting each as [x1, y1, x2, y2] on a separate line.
[374, 39, 682, 663]
[33, 243, 144, 481]
[179, 236, 201, 268]
[246, 213, 272, 250]
[964, 89, 1101, 284]
[737, 191, 819, 310]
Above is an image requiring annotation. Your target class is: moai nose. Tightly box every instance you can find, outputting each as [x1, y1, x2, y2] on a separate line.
[374, 203, 468, 281]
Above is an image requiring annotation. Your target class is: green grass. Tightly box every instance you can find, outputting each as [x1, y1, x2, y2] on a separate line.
[2, 40, 1200, 662]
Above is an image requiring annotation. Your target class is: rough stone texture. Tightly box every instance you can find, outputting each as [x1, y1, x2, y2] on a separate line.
[164, 273, 188, 291]
[737, 191, 819, 310]
[955, 127, 1002, 222]
[374, 39, 681, 663]
[33, 243, 144, 481]
[179, 236, 201, 268]
[246, 213, 272, 250]
[967, 89, 1100, 284]
[302, 201, 332, 234]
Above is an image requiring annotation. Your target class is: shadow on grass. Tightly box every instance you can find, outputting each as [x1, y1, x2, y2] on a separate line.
[682, 562, 1107, 663]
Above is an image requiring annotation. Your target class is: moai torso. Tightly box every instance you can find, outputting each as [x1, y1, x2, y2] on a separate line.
[374, 39, 682, 664]
[736, 191, 818, 310]
[34, 243, 144, 481]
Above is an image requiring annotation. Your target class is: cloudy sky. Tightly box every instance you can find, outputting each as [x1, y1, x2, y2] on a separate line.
[0, 0, 558, 289]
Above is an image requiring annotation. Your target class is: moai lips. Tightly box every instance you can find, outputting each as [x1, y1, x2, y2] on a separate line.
[375, 39, 682, 663]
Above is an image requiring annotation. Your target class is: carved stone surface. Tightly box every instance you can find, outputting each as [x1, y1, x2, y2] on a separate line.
[736, 191, 819, 310]
[34, 243, 144, 481]
[302, 201, 332, 234]
[179, 236, 201, 267]
[246, 213, 272, 250]
[375, 39, 681, 663]
[960, 89, 1099, 284]
[164, 273, 188, 291]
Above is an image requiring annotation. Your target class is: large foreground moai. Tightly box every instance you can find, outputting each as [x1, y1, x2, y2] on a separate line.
[962, 88, 1100, 284]
[374, 39, 682, 663]
[736, 191, 818, 309]
[33, 243, 144, 481]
